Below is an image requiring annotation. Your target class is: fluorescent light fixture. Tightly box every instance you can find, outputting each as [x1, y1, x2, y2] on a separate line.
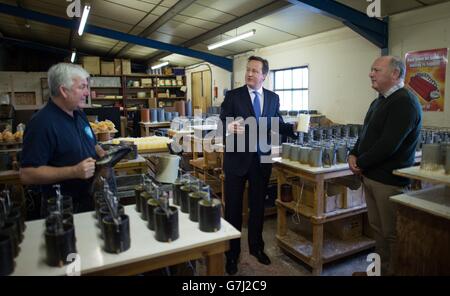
[207, 29, 255, 50]
[151, 61, 169, 70]
[77, 5, 91, 36]
[70, 51, 76, 63]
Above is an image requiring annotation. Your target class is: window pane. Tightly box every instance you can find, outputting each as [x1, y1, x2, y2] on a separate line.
[284, 91, 293, 110]
[293, 68, 302, 88]
[302, 68, 309, 89]
[293, 90, 302, 110]
[275, 71, 284, 90]
[276, 91, 286, 110]
[302, 90, 308, 110]
[283, 70, 292, 89]
[273, 67, 308, 110]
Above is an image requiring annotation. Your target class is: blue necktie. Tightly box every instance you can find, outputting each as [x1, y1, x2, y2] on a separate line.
[253, 91, 261, 119]
[253, 91, 261, 155]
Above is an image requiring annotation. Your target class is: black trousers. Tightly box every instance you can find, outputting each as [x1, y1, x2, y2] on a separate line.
[224, 153, 272, 260]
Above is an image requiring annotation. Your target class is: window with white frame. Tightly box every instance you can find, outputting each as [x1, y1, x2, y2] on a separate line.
[272, 66, 309, 111]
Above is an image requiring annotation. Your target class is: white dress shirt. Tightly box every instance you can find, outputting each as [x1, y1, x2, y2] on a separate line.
[382, 81, 404, 98]
[247, 85, 264, 114]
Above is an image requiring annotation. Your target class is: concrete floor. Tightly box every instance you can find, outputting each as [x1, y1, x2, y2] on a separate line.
[151, 213, 373, 276]
[219, 214, 374, 276]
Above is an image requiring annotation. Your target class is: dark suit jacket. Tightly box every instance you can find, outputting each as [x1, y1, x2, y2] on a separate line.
[219, 85, 295, 176]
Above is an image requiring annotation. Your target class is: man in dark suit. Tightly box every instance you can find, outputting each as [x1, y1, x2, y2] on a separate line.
[220, 56, 297, 275]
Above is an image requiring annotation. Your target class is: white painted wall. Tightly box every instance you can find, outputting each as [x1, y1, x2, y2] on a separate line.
[185, 63, 232, 107]
[0, 71, 47, 110]
[232, 1, 450, 127]
[233, 28, 380, 125]
[389, 1, 450, 127]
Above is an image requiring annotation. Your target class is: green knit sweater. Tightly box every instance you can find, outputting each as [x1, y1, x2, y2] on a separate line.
[350, 88, 422, 186]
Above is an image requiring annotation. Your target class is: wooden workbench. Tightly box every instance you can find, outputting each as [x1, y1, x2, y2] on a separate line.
[12, 204, 240, 276]
[390, 185, 450, 275]
[393, 165, 450, 186]
[273, 157, 374, 275]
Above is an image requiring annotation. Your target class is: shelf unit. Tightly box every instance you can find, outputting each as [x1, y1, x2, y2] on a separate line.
[123, 74, 186, 110]
[89, 73, 186, 137]
[89, 74, 186, 115]
[273, 158, 375, 275]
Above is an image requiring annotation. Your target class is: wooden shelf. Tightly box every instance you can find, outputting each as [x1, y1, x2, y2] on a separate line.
[126, 87, 155, 89]
[157, 97, 185, 100]
[90, 74, 122, 77]
[123, 74, 180, 78]
[88, 74, 185, 117]
[276, 200, 367, 222]
[157, 86, 184, 88]
[90, 86, 122, 89]
[277, 230, 374, 265]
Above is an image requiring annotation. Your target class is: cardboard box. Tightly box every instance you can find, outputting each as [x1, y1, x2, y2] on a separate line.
[336, 186, 365, 209]
[121, 59, 131, 75]
[326, 214, 363, 240]
[292, 181, 338, 212]
[114, 59, 122, 75]
[81, 56, 100, 75]
[101, 61, 115, 75]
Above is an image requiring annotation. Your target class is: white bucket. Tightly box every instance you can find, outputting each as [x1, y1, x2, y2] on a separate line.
[155, 155, 181, 183]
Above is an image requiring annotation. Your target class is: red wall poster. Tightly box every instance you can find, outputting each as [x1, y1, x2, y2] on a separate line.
[405, 48, 447, 112]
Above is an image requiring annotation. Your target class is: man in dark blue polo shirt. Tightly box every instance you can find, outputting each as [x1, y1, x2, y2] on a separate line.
[20, 63, 106, 214]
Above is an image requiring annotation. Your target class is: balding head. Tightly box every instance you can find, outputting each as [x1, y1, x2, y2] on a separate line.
[369, 55, 405, 93]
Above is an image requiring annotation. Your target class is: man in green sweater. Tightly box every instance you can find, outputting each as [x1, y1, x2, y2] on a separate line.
[348, 55, 422, 275]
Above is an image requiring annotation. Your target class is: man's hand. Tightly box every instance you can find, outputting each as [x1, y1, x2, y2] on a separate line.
[292, 121, 298, 132]
[73, 157, 96, 179]
[96, 144, 107, 158]
[348, 155, 361, 175]
[227, 119, 245, 134]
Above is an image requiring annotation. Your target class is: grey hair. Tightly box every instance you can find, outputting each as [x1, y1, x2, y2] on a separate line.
[47, 63, 90, 97]
[389, 56, 405, 82]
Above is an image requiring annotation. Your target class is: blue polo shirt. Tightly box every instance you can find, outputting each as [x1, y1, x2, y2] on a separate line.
[21, 99, 98, 212]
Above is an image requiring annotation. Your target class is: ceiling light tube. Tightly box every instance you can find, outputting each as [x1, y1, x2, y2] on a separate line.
[78, 5, 91, 36]
[70, 50, 76, 63]
[151, 61, 169, 70]
[207, 29, 256, 50]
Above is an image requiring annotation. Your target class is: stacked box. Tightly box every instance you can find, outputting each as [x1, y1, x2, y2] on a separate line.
[121, 59, 131, 74]
[114, 59, 122, 75]
[291, 181, 340, 212]
[81, 56, 100, 75]
[326, 214, 363, 240]
[336, 185, 365, 209]
[101, 62, 114, 75]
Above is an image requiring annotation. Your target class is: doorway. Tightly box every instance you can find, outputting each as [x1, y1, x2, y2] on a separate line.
[191, 70, 211, 113]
